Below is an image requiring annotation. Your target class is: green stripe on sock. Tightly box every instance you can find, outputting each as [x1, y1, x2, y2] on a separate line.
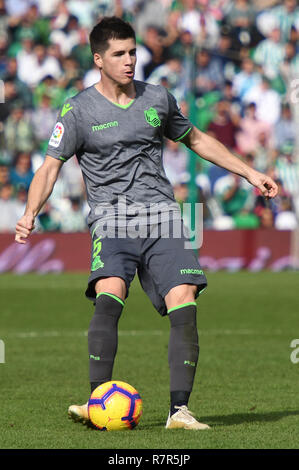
[96, 292, 125, 307]
[167, 302, 197, 314]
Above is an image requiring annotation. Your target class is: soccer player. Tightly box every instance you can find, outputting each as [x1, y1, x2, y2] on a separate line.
[15, 17, 278, 430]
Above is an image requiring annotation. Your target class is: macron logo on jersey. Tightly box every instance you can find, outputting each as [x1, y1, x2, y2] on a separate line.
[61, 103, 73, 117]
[92, 121, 119, 132]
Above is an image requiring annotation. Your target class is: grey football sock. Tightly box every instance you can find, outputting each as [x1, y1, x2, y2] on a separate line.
[88, 293, 124, 391]
[168, 304, 199, 395]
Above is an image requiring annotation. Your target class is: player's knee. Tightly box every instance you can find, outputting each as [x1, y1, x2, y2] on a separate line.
[165, 284, 197, 311]
[95, 276, 126, 301]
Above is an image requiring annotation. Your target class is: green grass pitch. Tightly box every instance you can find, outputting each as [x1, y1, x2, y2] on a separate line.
[0, 271, 299, 449]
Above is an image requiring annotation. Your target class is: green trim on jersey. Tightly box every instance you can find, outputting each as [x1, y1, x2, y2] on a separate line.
[112, 99, 135, 109]
[174, 127, 192, 142]
[96, 292, 125, 307]
[167, 301, 197, 314]
[59, 156, 67, 162]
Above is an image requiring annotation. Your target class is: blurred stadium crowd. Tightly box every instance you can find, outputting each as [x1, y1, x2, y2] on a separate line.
[0, 0, 298, 233]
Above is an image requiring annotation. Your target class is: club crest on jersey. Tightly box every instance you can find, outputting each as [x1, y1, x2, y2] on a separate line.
[49, 122, 64, 148]
[144, 107, 161, 127]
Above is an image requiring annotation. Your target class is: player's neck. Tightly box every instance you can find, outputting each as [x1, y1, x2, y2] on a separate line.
[94, 79, 136, 106]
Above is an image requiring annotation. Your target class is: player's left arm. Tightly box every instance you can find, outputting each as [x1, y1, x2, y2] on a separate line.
[181, 126, 278, 199]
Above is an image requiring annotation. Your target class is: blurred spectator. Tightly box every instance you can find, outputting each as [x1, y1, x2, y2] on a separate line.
[135, 42, 152, 81]
[36, 0, 61, 18]
[142, 26, 170, 80]
[57, 196, 88, 232]
[2, 57, 33, 108]
[232, 57, 261, 104]
[173, 182, 189, 210]
[224, 0, 260, 48]
[163, 139, 189, 187]
[0, 183, 19, 232]
[37, 201, 61, 232]
[5, 0, 31, 17]
[253, 133, 272, 174]
[14, 186, 28, 221]
[280, 41, 299, 84]
[67, 0, 95, 28]
[210, 28, 238, 81]
[194, 48, 224, 97]
[59, 57, 81, 90]
[70, 29, 94, 75]
[33, 75, 66, 109]
[135, 0, 168, 38]
[274, 196, 298, 229]
[253, 25, 285, 80]
[147, 56, 186, 101]
[275, 143, 299, 200]
[83, 64, 101, 88]
[31, 94, 57, 153]
[213, 172, 258, 228]
[0, 80, 19, 123]
[220, 80, 242, 115]
[169, 28, 194, 62]
[259, 207, 274, 228]
[207, 99, 239, 150]
[17, 41, 62, 87]
[4, 104, 35, 155]
[0, 163, 10, 188]
[256, 0, 299, 43]
[235, 102, 271, 154]
[50, 14, 81, 57]
[179, 0, 220, 48]
[273, 103, 296, 151]
[243, 76, 281, 126]
[10, 151, 34, 191]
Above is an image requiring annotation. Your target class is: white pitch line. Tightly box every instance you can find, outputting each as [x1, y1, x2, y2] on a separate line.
[2, 329, 288, 339]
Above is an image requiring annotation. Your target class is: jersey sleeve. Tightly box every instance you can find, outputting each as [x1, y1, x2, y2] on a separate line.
[163, 90, 193, 142]
[46, 99, 79, 163]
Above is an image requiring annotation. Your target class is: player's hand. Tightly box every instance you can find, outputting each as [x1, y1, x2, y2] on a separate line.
[246, 170, 278, 199]
[15, 214, 35, 244]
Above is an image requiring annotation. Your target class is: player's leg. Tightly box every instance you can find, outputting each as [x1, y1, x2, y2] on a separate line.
[165, 283, 198, 413]
[68, 277, 126, 424]
[139, 221, 209, 429]
[164, 284, 209, 429]
[89, 276, 126, 393]
[68, 230, 139, 425]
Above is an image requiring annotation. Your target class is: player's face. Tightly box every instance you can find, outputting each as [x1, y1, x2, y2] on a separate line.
[95, 38, 137, 86]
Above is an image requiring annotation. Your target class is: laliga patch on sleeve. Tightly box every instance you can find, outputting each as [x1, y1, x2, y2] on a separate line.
[49, 122, 64, 148]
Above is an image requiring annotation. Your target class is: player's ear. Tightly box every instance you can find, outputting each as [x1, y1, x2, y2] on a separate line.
[94, 52, 103, 69]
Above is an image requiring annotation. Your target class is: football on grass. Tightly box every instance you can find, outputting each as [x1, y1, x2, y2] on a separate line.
[88, 380, 143, 431]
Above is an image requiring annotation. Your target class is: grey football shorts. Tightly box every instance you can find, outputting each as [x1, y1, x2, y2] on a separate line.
[85, 219, 207, 316]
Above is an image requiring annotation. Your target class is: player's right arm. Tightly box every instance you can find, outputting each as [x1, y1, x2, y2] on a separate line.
[15, 156, 63, 244]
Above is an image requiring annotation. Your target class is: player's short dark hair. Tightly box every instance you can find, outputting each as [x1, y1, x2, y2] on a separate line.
[89, 16, 136, 55]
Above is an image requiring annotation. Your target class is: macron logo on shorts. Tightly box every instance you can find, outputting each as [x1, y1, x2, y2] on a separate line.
[180, 269, 204, 275]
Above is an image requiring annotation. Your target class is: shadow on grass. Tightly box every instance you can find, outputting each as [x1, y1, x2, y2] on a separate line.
[202, 410, 299, 427]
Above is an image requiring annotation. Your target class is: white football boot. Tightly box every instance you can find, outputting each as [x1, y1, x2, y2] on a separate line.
[165, 405, 210, 430]
[68, 402, 90, 425]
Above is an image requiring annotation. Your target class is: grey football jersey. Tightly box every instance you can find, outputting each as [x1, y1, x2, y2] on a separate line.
[46, 80, 193, 227]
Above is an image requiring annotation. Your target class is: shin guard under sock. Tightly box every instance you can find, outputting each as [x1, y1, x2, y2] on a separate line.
[88, 293, 124, 393]
[168, 304, 199, 414]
